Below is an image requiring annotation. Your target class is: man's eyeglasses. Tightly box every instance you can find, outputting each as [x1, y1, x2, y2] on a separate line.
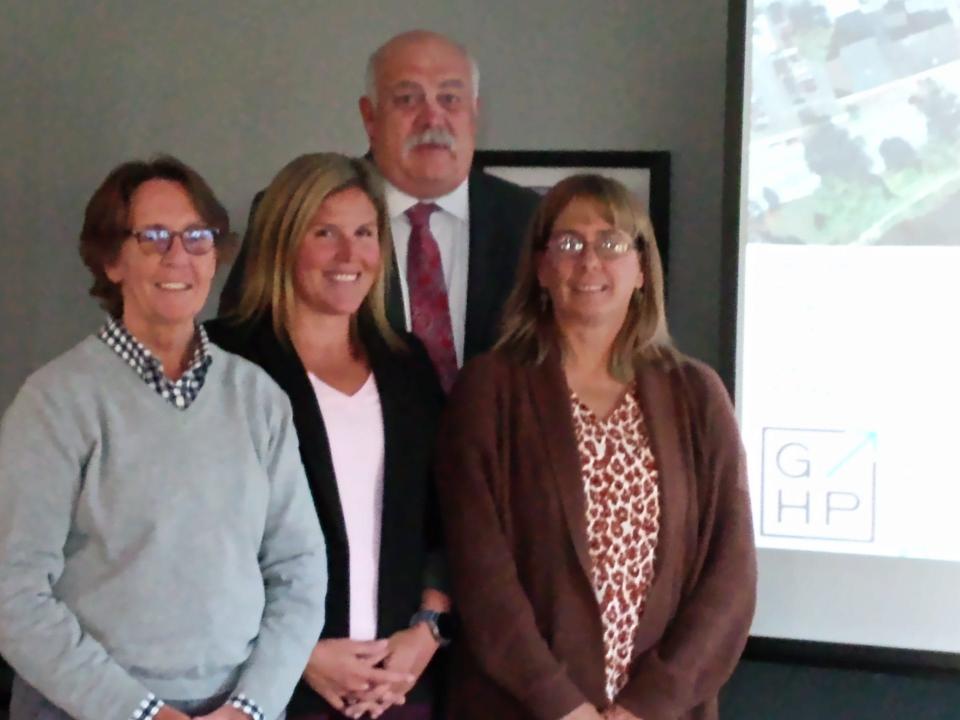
[127, 226, 219, 256]
[546, 231, 638, 261]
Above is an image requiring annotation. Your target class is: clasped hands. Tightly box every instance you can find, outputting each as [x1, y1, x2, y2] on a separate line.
[303, 623, 440, 719]
[157, 704, 250, 720]
[560, 702, 641, 720]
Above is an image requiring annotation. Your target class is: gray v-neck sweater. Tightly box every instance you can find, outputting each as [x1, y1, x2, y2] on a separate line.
[0, 336, 327, 720]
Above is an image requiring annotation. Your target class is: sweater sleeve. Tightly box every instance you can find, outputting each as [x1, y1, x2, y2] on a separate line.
[614, 363, 757, 720]
[230, 390, 327, 720]
[0, 382, 156, 720]
[435, 357, 587, 720]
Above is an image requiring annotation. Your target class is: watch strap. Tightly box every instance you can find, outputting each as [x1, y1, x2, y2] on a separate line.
[410, 609, 451, 647]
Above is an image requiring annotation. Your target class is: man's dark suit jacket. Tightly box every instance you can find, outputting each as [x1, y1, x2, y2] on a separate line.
[205, 313, 445, 714]
[218, 168, 540, 361]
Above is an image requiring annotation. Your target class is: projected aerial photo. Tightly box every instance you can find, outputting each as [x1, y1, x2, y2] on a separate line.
[746, 0, 960, 246]
[739, 0, 960, 563]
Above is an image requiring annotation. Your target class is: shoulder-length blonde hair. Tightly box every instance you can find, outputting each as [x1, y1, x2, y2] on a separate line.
[497, 173, 678, 380]
[232, 153, 400, 349]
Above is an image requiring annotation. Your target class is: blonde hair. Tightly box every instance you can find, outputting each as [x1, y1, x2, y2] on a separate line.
[233, 153, 401, 349]
[497, 174, 678, 380]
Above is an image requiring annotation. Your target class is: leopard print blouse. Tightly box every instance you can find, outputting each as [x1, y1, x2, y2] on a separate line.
[571, 388, 661, 702]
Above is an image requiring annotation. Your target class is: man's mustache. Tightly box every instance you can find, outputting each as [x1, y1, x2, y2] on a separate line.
[404, 128, 456, 153]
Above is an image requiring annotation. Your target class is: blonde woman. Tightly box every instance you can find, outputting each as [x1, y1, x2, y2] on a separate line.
[208, 154, 450, 720]
[436, 175, 757, 720]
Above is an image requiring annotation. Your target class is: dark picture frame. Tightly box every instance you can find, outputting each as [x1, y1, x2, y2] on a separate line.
[473, 150, 672, 277]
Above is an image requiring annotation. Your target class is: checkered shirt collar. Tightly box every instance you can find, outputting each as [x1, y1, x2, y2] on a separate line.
[98, 316, 213, 410]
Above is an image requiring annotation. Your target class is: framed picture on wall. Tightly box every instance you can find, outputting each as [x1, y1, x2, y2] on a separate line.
[473, 150, 672, 275]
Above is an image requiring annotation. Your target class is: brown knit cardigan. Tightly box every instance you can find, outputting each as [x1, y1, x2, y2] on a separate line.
[435, 350, 757, 720]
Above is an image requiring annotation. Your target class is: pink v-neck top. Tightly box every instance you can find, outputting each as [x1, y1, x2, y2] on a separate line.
[309, 372, 385, 640]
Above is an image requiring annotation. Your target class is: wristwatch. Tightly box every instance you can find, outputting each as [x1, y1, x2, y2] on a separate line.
[409, 609, 453, 647]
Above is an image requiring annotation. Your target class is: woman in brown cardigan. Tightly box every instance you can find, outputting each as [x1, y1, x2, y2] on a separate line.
[435, 174, 756, 720]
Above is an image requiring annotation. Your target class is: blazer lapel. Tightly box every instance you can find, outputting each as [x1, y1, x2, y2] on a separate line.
[250, 320, 349, 550]
[367, 334, 405, 605]
[386, 252, 406, 333]
[464, 172, 496, 359]
[527, 354, 595, 588]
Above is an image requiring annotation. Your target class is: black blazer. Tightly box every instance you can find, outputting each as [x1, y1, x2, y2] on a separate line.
[205, 313, 445, 712]
[219, 167, 540, 361]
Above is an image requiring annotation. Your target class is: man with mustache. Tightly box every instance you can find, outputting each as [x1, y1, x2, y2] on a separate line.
[355, 30, 539, 390]
[220, 31, 539, 390]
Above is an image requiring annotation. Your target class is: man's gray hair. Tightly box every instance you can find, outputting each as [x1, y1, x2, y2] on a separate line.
[364, 33, 480, 107]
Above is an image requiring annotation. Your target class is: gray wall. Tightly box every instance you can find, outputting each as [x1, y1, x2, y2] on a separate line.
[0, 0, 730, 409]
[4, 2, 960, 718]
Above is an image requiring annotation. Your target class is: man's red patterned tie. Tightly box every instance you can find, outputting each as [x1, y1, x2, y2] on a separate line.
[405, 202, 458, 392]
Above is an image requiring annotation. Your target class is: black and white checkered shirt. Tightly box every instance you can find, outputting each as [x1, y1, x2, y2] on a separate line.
[129, 694, 163, 720]
[128, 692, 265, 720]
[98, 316, 213, 410]
[229, 693, 265, 720]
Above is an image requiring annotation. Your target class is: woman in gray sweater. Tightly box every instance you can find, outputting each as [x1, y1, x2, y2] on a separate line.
[0, 157, 327, 720]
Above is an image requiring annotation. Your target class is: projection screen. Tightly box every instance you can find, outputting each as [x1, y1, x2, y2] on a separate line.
[736, 0, 960, 657]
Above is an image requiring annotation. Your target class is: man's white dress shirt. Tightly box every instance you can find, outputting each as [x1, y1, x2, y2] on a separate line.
[385, 179, 470, 366]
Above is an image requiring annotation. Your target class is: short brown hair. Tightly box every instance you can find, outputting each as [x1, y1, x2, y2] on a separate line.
[497, 174, 678, 380]
[232, 153, 400, 349]
[79, 155, 232, 317]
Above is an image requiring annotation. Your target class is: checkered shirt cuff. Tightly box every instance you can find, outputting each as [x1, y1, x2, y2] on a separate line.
[130, 694, 164, 720]
[229, 694, 265, 720]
